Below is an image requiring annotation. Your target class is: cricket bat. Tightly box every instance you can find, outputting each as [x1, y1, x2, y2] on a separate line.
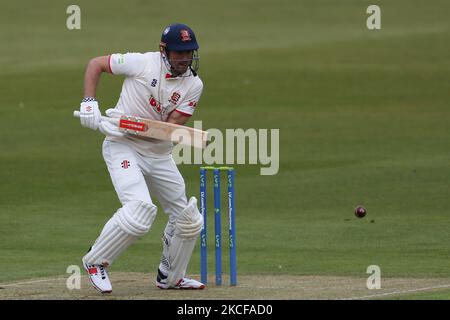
[73, 111, 208, 149]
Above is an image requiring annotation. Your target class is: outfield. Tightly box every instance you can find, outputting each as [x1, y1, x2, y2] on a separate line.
[0, 0, 449, 299]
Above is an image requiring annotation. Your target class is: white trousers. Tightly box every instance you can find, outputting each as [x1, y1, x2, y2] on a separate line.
[102, 139, 187, 237]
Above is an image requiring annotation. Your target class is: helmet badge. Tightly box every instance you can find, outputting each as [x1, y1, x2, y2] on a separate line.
[180, 29, 191, 42]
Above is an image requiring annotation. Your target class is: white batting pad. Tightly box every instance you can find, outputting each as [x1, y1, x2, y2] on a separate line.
[166, 197, 203, 286]
[83, 200, 157, 266]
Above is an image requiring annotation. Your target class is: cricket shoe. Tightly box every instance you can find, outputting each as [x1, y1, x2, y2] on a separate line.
[83, 260, 112, 294]
[156, 268, 205, 289]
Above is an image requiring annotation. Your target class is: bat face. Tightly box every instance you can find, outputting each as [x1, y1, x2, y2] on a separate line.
[119, 117, 148, 133]
[117, 115, 208, 148]
[73, 111, 207, 148]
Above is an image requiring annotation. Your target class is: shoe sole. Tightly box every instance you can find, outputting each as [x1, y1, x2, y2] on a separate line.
[157, 283, 205, 290]
[88, 277, 112, 294]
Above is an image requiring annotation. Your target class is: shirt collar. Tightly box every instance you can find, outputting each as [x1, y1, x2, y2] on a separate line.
[165, 70, 190, 79]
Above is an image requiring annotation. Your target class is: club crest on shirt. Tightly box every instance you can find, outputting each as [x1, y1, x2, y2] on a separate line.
[169, 92, 181, 105]
[149, 95, 163, 113]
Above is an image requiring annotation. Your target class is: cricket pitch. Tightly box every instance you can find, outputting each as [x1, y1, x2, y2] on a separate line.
[1, 273, 449, 300]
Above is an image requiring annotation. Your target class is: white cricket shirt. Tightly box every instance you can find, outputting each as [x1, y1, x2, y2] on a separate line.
[106, 52, 203, 157]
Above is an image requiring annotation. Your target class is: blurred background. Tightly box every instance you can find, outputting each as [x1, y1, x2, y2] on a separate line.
[0, 0, 449, 283]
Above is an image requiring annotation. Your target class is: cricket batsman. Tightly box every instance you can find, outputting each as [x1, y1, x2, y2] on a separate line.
[77, 23, 205, 293]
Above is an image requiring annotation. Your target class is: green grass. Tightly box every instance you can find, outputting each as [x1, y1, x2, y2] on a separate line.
[0, 0, 449, 296]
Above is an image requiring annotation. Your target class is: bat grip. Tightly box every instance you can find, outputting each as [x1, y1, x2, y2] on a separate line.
[73, 110, 119, 125]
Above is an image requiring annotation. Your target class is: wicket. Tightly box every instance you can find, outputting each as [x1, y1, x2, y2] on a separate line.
[199, 166, 237, 286]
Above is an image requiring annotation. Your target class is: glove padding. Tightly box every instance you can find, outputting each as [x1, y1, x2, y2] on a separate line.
[98, 108, 125, 138]
[99, 121, 125, 137]
[79, 100, 101, 130]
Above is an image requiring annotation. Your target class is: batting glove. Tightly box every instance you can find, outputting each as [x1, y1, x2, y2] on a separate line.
[98, 108, 125, 137]
[79, 97, 101, 130]
[99, 121, 125, 138]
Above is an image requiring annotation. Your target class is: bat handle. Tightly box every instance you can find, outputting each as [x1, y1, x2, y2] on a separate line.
[73, 110, 119, 125]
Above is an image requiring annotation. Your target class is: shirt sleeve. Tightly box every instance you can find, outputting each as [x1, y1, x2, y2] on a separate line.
[175, 79, 203, 117]
[109, 53, 147, 77]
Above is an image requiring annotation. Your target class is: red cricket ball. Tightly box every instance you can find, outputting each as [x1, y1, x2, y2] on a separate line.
[355, 205, 367, 218]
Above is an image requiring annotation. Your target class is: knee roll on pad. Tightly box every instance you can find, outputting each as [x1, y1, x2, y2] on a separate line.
[83, 200, 157, 266]
[175, 197, 203, 238]
[116, 200, 156, 236]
